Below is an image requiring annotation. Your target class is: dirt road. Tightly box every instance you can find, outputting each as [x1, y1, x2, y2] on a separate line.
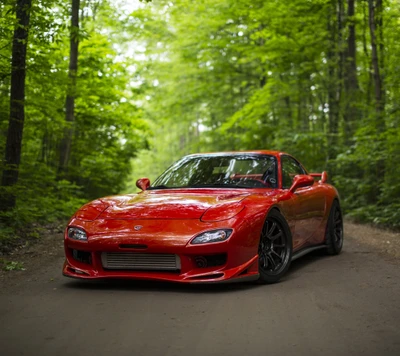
[1, 223, 399, 356]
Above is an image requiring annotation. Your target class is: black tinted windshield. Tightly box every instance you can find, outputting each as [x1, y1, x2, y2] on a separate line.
[150, 154, 277, 189]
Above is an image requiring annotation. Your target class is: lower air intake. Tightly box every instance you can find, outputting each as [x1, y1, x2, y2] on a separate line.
[101, 252, 180, 271]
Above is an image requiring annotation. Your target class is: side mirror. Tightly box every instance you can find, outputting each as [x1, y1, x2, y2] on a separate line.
[136, 178, 150, 191]
[289, 175, 314, 193]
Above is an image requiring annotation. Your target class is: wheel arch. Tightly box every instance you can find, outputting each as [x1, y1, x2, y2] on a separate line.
[261, 204, 292, 240]
[327, 194, 341, 216]
[268, 205, 281, 215]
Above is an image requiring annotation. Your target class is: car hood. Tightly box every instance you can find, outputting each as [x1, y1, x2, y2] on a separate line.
[98, 189, 252, 220]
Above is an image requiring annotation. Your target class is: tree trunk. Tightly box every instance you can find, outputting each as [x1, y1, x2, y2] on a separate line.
[368, 0, 385, 128]
[58, 0, 80, 177]
[362, 0, 373, 105]
[296, 78, 302, 132]
[367, 0, 385, 204]
[345, 0, 358, 90]
[343, 0, 360, 144]
[376, 0, 385, 117]
[284, 95, 292, 129]
[1, 0, 32, 212]
[337, 0, 344, 102]
[326, 1, 340, 162]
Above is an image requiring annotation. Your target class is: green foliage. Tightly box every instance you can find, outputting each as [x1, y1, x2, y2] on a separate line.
[126, 0, 400, 228]
[0, 259, 26, 271]
[0, 0, 149, 240]
[1, 0, 399, 251]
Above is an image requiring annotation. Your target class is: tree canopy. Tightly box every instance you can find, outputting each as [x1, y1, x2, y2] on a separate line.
[0, 0, 399, 246]
[128, 0, 400, 227]
[0, 0, 149, 240]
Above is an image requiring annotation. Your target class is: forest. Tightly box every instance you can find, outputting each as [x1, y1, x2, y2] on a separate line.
[1, 0, 399, 251]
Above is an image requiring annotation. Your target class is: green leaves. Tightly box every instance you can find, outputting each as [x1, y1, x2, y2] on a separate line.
[0, 0, 149, 235]
[125, 0, 400, 228]
[1, 0, 399, 233]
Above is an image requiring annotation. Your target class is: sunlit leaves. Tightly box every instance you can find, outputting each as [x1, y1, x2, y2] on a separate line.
[1, 0, 149, 229]
[126, 0, 400, 227]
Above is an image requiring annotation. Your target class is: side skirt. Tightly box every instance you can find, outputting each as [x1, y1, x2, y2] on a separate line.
[291, 244, 327, 261]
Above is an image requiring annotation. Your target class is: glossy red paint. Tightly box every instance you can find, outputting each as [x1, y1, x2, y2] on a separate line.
[63, 150, 340, 284]
[289, 174, 315, 193]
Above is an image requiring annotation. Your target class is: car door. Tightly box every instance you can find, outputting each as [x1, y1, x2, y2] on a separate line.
[280, 155, 318, 250]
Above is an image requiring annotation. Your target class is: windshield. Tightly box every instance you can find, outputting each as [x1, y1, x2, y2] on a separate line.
[150, 154, 277, 189]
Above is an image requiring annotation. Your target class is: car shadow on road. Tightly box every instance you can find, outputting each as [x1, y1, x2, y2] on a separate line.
[61, 249, 338, 293]
[62, 277, 259, 294]
[283, 249, 332, 281]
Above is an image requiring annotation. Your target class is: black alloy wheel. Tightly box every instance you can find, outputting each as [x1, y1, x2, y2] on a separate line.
[258, 209, 292, 284]
[326, 200, 344, 255]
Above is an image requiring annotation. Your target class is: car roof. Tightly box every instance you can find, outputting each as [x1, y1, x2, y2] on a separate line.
[183, 150, 287, 158]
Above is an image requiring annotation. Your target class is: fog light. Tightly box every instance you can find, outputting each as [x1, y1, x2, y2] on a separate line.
[195, 256, 208, 268]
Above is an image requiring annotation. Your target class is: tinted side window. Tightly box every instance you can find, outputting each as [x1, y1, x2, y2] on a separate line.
[281, 156, 305, 189]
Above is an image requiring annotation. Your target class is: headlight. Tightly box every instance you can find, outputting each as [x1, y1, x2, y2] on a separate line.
[191, 229, 232, 244]
[67, 227, 88, 241]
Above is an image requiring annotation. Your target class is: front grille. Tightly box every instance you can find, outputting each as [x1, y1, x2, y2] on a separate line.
[101, 252, 181, 271]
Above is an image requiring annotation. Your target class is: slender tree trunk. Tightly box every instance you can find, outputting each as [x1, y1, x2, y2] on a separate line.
[367, 0, 385, 204]
[1, 0, 32, 212]
[345, 0, 358, 90]
[260, 75, 266, 88]
[343, 0, 360, 144]
[303, 94, 309, 132]
[327, 1, 339, 162]
[337, 0, 344, 102]
[296, 78, 302, 131]
[368, 0, 385, 128]
[58, 0, 80, 176]
[362, 0, 373, 105]
[284, 95, 292, 128]
[376, 0, 385, 116]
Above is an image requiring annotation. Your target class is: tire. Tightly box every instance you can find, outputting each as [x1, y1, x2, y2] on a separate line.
[325, 200, 344, 255]
[258, 209, 293, 284]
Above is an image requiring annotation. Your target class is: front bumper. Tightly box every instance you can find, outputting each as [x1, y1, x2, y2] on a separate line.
[63, 217, 261, 284]
[62, 257, 259, 284]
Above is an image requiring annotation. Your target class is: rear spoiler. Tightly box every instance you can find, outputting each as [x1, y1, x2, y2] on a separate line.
[309, 171, 328, 183]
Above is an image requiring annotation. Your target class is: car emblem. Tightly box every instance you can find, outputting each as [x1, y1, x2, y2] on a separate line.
[134, 225, 143, 231]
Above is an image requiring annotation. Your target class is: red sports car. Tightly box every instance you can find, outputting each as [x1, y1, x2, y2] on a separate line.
[63, 151, 343, 284]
